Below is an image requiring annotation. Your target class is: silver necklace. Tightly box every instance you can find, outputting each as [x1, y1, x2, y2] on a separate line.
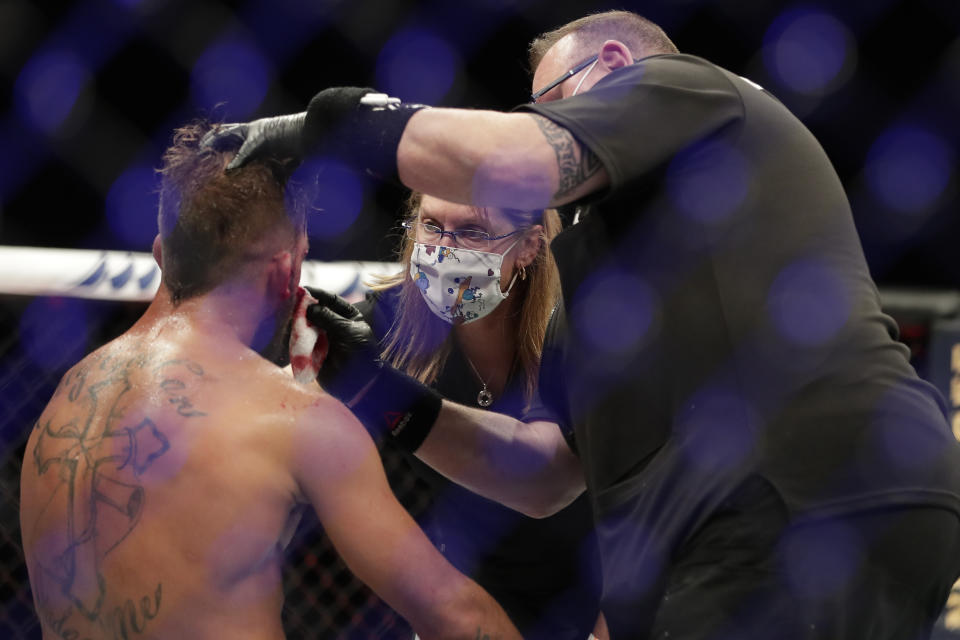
[463, 352, 493, 407]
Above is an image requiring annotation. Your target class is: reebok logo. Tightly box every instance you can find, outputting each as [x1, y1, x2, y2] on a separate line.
[385, 411, 412, 434]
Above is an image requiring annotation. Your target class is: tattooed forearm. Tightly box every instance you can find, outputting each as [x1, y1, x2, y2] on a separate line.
[532, 115, 602, 200]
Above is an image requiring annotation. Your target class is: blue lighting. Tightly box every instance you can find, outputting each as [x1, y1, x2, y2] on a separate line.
[191, 37, 272, 121]
[570, 267, 658, 357]
[15, 49, 90, 133]
[105, 166, 160, 250]
[376, 27, 460, 104]
[676, 387, 757, 475]
[763, 7, 854, 94]
[865, 125, 954, 215]
[667, 139, 749, 223]
[767, 258, 851, 346]
[294, 157, 365, 239]
[781, 519, 863, 599]
[19, 297, 93, 374]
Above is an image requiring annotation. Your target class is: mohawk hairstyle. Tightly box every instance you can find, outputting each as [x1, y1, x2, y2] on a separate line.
[157, 121, 306, 305]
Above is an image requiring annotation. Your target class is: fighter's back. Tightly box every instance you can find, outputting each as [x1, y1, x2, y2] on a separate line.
[20, 316, 319, 639]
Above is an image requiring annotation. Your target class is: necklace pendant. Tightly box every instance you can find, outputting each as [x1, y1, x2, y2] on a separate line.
[477, 387, 493, 407]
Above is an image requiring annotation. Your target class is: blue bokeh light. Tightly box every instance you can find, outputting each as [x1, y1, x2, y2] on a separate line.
[667, 139, 750, 223]
[19, 297, 93, 373]
[105, 166, 160, 249]
[592, 519, 664, 603]
[781, 519, 863, 599]
[570, 268, 658, 357]
[191, 37, 272, 120]
[869, 385, 947, 474]
[865, 125, 954, 215]
[294, 158, 365, 239]
[767, 258, 851, 346]
[676, 387, 757, 475]
[375, 27, 460, 104]
[15, 49, 91, 133]
[763, 7, 854, 94]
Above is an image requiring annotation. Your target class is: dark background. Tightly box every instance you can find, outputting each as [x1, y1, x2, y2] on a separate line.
[1, 0, 958, 288]
[1, 1, 960, 637]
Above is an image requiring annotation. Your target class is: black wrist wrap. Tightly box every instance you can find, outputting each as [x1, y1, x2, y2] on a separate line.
[351, 363, 442, 452]
[303, 89, 425, 183]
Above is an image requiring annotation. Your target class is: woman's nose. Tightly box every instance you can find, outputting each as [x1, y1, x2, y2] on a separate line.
[435, 230, 458, 247]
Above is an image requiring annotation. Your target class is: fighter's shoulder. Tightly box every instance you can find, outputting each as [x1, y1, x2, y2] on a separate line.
[260, 366, 361, 431]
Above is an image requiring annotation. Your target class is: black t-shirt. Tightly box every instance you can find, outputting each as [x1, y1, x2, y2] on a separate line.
[519, 53, 960, 536]
[357, 288, 600, 639]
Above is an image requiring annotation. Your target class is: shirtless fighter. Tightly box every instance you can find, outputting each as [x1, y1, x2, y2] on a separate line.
[18, 122, 520, 640]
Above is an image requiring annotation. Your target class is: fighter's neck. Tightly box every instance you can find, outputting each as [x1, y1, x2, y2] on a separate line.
[135, 285, 267, 351]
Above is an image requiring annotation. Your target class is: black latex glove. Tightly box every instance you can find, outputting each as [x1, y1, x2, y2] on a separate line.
[199, 112, 307, 169]
[304, 286, 380, 402]
[305, 286, 443, 450]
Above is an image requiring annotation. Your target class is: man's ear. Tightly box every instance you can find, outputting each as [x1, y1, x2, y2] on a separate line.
[268, 250, 294, 300]
[152, 234, 163, 268]
[598, 39, 634, 72]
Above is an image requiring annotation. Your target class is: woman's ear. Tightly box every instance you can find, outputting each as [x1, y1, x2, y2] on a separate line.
[516, 224, 544, 268]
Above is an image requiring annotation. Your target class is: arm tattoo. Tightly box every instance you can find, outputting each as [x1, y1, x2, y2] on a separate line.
[532, 115, 602, 200]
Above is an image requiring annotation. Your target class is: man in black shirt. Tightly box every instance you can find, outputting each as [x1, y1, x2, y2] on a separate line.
[207, 10, 960, 639]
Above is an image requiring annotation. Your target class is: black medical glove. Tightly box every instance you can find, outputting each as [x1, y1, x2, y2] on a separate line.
[305, 287, 442, 451]
[199, 112, 307, 169]
[303, 286, 378, 397]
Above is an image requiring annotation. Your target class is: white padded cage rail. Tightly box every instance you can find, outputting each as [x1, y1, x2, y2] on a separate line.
[0, 246, 401, 301]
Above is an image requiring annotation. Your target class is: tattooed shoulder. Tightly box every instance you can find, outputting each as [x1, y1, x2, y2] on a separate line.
[531, 114, 602, 200]
[155, 359, 208, 417]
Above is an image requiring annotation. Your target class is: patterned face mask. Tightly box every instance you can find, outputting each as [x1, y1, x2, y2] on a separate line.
[410, 240, 521, 325]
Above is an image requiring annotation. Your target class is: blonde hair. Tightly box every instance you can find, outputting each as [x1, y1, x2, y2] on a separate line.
[371, 193, 562, 404]
[528, 10, 678, 71]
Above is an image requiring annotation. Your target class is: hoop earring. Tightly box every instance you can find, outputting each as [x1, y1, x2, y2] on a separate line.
[519, 264, 527, 280]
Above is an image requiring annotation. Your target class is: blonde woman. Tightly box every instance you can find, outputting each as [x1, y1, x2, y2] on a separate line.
[349, 192, 600, 639]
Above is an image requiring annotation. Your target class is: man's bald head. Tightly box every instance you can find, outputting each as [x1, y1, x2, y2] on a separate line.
[528, 10, 678, 72]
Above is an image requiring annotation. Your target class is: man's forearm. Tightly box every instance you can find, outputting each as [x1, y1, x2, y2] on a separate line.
[397, 108, 558, 210]
[415, 399, 585, 518]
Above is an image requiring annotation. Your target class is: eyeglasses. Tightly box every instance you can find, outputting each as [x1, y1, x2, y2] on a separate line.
[402, 221, 525, 251]
[530, 54, 599, 103]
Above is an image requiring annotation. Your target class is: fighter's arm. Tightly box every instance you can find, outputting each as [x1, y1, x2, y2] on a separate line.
[291, 396, 521, 640]
[416, 401, 585, 519]
[397, 108, 609, 210]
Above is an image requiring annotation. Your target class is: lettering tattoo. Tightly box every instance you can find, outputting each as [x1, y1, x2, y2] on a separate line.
[42, 583, 162, 640]
[532, 115, 602, 200]
[27, 353, 206, 638]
